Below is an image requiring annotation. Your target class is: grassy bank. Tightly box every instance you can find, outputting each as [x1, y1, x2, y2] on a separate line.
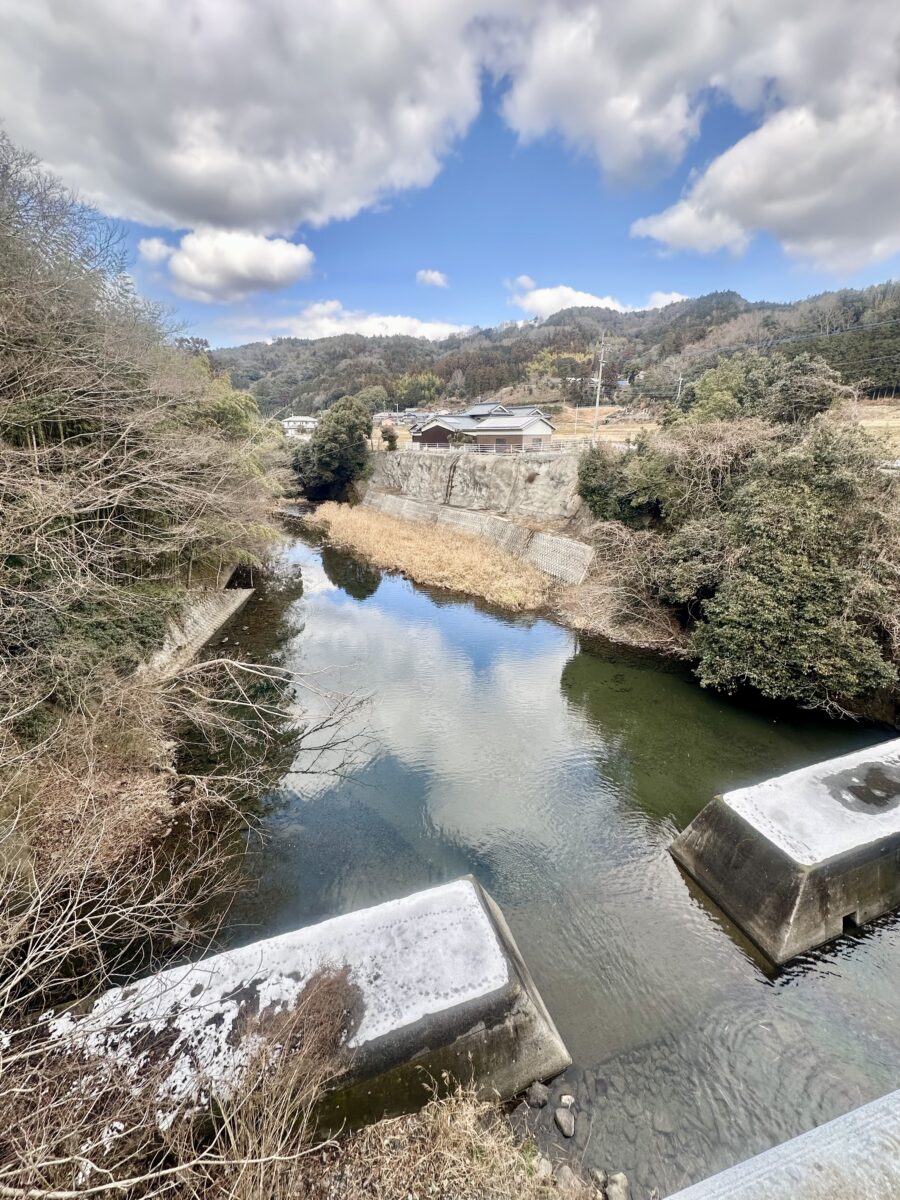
[308, 502, 555, 611]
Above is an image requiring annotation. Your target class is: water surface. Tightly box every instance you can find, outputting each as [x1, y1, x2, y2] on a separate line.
[221, 533, 898, 1195]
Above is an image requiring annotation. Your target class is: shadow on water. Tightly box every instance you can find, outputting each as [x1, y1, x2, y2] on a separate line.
[217, 531, 898, 1196]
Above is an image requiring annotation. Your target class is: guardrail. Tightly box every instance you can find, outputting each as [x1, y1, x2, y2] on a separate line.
[404, 439, 633, 455]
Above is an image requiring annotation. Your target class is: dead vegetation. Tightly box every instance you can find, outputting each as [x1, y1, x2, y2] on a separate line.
[560, 523, 688, 653]
[308, 502, 555, 611]
[305, 1085, 557, 1200]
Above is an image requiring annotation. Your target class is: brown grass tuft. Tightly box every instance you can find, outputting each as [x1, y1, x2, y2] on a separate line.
[304, 1084, 557, 1200]
[308, 503, 554, 612]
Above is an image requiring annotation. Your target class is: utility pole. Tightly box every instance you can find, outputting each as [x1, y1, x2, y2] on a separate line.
[592, 334, 606, 440]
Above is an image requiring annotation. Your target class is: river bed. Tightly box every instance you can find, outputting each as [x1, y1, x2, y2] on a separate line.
[219, 530, 899, 1195]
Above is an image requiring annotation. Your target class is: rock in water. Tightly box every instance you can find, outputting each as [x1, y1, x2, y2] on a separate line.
[536, 1154, 553, 1179]
[555, 1106, 576, 1137]
[526, 1080, 550, 1108]
[559, 1091, 576, 1108]
[606, 1172, 631, 1200]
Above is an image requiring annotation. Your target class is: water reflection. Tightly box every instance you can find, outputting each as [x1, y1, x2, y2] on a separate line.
[222, 534, 898, 1196]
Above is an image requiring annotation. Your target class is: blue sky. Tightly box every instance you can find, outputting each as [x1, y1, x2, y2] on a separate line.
[125, 87, 900, 347]
[4, 1, 900, 348]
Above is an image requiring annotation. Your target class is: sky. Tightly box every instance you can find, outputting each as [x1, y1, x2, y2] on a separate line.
[2, 0, 900, 347]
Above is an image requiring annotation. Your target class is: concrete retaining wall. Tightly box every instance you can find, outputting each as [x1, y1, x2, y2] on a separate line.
[140, 588, 254, 678]
[48, 878, 570, 1128]
[666, 1088, 900, 1199]
[371, 448, 584, 524]
[362, 490, 594, 585]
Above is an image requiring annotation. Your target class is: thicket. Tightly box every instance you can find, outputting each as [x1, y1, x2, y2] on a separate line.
[577, 353, 900, 713]
[0, 132, 382, 1195]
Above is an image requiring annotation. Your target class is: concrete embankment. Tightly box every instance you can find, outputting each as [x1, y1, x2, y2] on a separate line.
[370, 448, 586, 526]
[140, 586, 254, 677]
[49, 877, 570, 1127]
[362, 490, 594, 586]
[364, 448, 595, 586]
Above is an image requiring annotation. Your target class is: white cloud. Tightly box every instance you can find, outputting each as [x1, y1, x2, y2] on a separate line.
[632, 101, 900, 270]
[0, 0, 499, 234]
[509, 279, 689, 318]
[156, 230, 315, 303]
[273, 300, 466, 341]
[499, 1, 900, 269]
[510, 282, 631, 319]
[647, 291, 689, 309]
[416, 268, 449, 288]
[3, 2, 900, 271]
[137, 236, 174, 264]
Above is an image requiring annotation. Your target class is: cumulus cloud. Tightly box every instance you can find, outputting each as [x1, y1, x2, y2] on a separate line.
[632, 101, 900, 270]
[272, 300, 466, 341]
[2, 2, 900, 270]
[510, 282, 631, 318]
[509, 279, 689, 318]
[500, 1, 900, 269]
[161, 230, 314, 302]
[0, 0, 497, 233]
[137, 237, 174, 265]
[647, 291, 689, 309]
[416, 268, 449, 287]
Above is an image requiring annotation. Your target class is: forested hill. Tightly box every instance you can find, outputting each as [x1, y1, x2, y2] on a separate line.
[212, 281, 900, 416]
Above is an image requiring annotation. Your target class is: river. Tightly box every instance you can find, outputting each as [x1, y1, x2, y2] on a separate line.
[219, 529, 899, 1195]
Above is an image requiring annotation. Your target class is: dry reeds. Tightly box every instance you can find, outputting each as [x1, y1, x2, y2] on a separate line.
[309, 503, 554, 612]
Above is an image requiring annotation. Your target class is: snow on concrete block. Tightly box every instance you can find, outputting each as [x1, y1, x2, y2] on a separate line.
[671, 739, 900, 964]
[48, 877, 570, 1125]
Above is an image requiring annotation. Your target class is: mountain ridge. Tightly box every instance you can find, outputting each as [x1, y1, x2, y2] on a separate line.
[211, 282, 900, 416]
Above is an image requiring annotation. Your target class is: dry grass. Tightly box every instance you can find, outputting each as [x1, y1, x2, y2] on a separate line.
[552, 403, 658, 443]
[858, 402, 900, 450]
[309, 502, 555, 612]
[304, 1085, 557, 1200]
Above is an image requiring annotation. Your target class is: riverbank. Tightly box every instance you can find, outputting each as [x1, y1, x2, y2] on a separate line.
[308, 500, 684, 654]
[308, 501, 556, 611]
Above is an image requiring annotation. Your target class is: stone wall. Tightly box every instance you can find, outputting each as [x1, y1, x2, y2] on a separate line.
[363, 491, 594, 585]
[370, 448, 584, 525]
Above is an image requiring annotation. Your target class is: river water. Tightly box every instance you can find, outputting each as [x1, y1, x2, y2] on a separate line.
[220, 530, 900, 1195]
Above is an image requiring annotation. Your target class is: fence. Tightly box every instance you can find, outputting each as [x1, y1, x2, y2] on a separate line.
[404, 438, 632, 455]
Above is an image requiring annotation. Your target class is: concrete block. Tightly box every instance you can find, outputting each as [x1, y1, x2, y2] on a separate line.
[671, 740, 900, 964]
[48, 878, 570, 1128]
[525, 532, 595, 584]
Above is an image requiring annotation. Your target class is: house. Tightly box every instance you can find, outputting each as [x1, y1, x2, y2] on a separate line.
[470, 412, 553, 452]
[410, 403, 554, 450]
[281, 414, 318, 439]
[411, 414, 482, 445]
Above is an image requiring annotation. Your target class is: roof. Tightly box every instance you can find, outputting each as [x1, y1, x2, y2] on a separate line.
[472, 415, 554, 433]
[724, 738, 900, 866]
[416, 415, 482, 433]
[462, 403, 511, 417]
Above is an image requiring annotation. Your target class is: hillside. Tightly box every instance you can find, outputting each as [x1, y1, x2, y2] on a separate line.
[213, 283, 900, 416]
